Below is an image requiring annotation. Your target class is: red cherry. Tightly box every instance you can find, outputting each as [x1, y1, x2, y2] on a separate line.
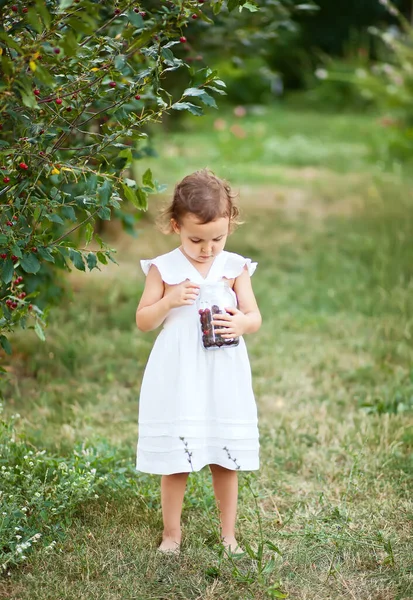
[3, 177, 10, 183]
[17, 276, 23, 283]
[135, 94, 141, 100]
[56, 98, 62, 105]
[6, 221, 13, 226]
[6, 300, 12, 306]
[39, 151, 45, 156]
[19, 292, 27, 299]
[114, 8, 121, 14]
[53, 48, 60, 54]
[28, 304, 33, 310]
[32, 247, 38, 253]
[11, 256, 18, 263]
[192, 14, 198, 19]
[66, 106, 72, 112]
[139, 11, 146, 17]
[11, 302, 18, 309]
[12, 215, 18, 221]
[180, 36, 187, 43]
[22, 7, 28, 12]
[133, 7, 139, 12]
[19, 162, 28, 170]
[11, 5, 18, 12]
[108, 81, 116, 88]
[34, 89, 40, 96]
[39, 130, 44, 134]
[1, 254, 7, 259]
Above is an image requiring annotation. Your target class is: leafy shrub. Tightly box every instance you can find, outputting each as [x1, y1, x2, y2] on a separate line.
[0, 402, 149, 573]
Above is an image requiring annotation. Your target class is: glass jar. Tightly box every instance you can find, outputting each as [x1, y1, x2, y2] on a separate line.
[197, 281, 240, 350]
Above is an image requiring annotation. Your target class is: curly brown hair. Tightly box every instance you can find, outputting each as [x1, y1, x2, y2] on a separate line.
[157, 168, 242, 234]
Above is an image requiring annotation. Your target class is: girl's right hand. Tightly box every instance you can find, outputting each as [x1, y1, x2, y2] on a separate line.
[164, 279, 200, 309]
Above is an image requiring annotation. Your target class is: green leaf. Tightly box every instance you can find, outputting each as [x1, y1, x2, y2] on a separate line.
[59, 0, 75, 11]
[97, 206, 111, 220]
[171, 102, 204, 116]
[117, 148, 133, 162]
[36, 0, 51, 29]
[182, 87, 205, 97]
[86, 174, 98, 193]
[86, 252, 98, 271]
[268, 590, 288, 599]
[33, 64, 54, 86]
[296, 3, 318, 9]
[11, 245, 22, 258]
[97, 251, 108, 265]
[1, 258, 14, 284]
[136, 188, 148, 210]
[37, 247, 55, 263]
[85, 223, 94, 246]
[20, 88, 38, 109]
[1, 55, 13, 76]
[61, 30, 79, 57]
[142, 168, 154, 188]
[239, 1, 259, 12]
[265, 541, 283, 555]
[20, 254, 41, 274]
[69, 248, 85, 271]
[0, 335, 12, 355]
[227, 0, 239, 11]
[120, 183, 148, 210]
[61, 206, 77, 221]
[0, 32, 23, 54]
[44, 213, 64, 225]
[26, 7, 43, 32]
[262, 557, 276, 575]
[34, 321, 46, 342]
[98, 179, 112, 206]
[0, 234, 8, 245]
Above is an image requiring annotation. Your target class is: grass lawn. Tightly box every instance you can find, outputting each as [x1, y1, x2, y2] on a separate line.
[1, 104, 412, 599]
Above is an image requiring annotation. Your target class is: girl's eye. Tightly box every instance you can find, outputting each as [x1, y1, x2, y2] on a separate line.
[190, 237, 223, 243]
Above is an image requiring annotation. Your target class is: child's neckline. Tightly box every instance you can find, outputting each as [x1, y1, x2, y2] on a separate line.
[176, 247, 225, 281]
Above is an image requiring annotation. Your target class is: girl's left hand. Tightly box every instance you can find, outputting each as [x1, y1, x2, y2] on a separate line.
[212, 307, 247, 338]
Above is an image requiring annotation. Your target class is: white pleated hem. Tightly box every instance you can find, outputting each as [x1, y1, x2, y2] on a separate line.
[136, 444, 260, 475]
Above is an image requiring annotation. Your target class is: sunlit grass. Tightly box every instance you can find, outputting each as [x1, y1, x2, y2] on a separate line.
[1, 107, 412, 599]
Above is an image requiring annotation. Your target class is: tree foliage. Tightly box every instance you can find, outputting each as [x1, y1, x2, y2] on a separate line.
[0, 0, 259, 354]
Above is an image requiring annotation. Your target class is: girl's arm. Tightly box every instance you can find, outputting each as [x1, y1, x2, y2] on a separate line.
[136, 265, 200, 332]
[213, 266, 262, 337]
[135, 265, 169, 332]
[234, 266, 262, 334]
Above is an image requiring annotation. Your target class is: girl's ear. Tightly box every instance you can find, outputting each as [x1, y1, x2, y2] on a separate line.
[171, 218, 180, 234]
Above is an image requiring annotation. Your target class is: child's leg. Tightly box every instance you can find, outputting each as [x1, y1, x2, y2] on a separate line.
[209, 464, 243, 553]
[159, 472, 189, 552]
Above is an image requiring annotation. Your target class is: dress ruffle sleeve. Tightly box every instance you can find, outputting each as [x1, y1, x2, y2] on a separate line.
[221, 252, 258, 279]
[140, 255, 188, 285]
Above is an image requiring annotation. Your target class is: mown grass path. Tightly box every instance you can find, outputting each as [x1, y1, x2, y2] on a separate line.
[2, 107, 412, 599]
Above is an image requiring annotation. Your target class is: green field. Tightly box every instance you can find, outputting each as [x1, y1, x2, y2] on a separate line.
[1, 105, 412, 599]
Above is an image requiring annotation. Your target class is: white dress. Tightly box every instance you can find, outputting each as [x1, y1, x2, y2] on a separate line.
[136, 247, 260, 475]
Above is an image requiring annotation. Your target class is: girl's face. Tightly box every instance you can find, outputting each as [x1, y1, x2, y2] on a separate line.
[171, 213, 230, 265]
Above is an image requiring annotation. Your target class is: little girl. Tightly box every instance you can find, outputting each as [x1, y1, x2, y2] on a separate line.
[135, 168, 261, 556]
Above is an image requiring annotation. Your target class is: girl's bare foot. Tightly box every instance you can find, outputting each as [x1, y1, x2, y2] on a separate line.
[158, 535, 181, 554]
[221, 535, 244, 555]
